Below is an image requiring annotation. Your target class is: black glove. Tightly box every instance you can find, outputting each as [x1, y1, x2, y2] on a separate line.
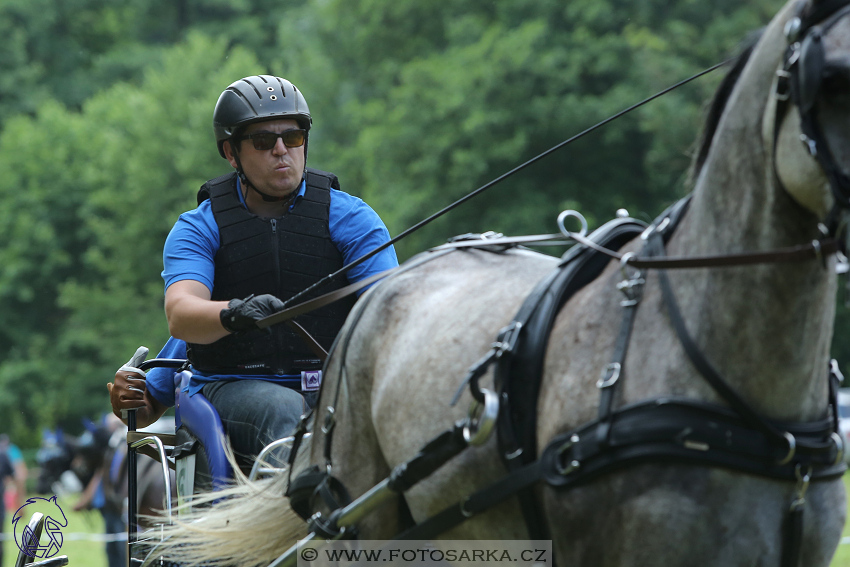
[220, 294, 286, 333]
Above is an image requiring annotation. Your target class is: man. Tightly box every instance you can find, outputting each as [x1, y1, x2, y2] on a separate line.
[108, 75, 398, 468]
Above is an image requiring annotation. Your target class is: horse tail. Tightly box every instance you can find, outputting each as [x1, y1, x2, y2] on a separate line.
[143, 461, 307, 567]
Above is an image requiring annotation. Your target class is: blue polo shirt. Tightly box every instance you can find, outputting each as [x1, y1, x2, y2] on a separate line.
[147, 177, 398, 407]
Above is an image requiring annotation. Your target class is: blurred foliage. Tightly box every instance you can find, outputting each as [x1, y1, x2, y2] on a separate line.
[1, 0, 847, 446]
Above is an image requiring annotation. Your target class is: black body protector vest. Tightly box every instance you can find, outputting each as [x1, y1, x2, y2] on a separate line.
[186, 168, 357, 377]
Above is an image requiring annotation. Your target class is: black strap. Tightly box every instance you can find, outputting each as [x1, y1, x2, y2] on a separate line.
[595, 284, 642, 449]
[393, 460, 544, 541]
[540, 398, 844, 489]
[645, 232, 793, 449]
[782, 505, 805, 567]
[287, 465, 328, 520]
[387, 426, 469, 493]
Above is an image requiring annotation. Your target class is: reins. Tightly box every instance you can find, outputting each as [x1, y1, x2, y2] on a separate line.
[272, 60, 732, 315]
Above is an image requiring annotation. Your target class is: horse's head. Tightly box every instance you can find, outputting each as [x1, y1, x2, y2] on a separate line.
[770, 0, 850, 224]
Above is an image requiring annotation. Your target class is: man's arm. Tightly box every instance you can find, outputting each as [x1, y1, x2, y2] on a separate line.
[164, 280, 230, 344]
[166, 280, 287, 342]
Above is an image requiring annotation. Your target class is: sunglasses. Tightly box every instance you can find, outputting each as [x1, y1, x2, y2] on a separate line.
[238, 129, 307, 151]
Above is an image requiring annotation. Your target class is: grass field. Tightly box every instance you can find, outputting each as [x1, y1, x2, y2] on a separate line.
[830, 473, 850, 567]
[4, 477, 850, 566]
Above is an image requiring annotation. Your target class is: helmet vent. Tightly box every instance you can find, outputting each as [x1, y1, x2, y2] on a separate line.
[240, 79, 263, 99]
[275, 76, 289, 97]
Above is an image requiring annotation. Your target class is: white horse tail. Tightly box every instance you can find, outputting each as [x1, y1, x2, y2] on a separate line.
[142, 462, 307, 567]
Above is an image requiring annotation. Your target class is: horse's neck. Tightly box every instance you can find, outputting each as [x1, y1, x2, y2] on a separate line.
[661, 2, 836, 421]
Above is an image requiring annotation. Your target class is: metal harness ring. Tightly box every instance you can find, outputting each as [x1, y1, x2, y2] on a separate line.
[463, 388, 499, 446]
[777, 431, 797, 465]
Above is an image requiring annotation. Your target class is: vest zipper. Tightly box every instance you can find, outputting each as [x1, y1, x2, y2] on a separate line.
[269, 218, 282, 290]
[270, 217, 284, 374]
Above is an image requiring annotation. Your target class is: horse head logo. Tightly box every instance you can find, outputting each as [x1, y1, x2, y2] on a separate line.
[12, 495, 68, 559]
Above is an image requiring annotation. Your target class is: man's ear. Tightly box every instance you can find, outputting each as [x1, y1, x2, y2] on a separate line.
[222, 139, 239, 168]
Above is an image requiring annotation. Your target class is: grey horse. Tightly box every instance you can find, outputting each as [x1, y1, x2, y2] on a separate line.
[148, 0, 850, 565]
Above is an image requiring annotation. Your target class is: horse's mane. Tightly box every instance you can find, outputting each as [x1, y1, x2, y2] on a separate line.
[689, 29, 765, 185]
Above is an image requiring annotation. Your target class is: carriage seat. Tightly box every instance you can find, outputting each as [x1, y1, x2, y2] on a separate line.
[128, 361, 298, 504]
[171, 369, 233, 495]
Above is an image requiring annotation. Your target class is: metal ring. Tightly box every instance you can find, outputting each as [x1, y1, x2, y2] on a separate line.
[597, 363, 621, 389]
[785, 17, 802, 43]
[460, 498, 475, 518]
[786, 42, 802, 67]
[554, 434, 580, 476]
[463, 388, 499, 446]
[619, 252, 643, 285]
[777, 431, 797, 465]
[557, 210, 589, 239]
[321, 407, 336, 435]
[831, 431, 844, 466]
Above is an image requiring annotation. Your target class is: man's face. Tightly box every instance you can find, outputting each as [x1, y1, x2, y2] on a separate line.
[225, 118, 306, 198]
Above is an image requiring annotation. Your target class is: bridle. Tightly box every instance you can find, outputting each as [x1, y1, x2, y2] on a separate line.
[774, 0, 850, 231]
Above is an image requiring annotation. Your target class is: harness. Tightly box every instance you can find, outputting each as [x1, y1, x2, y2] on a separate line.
[476, 201, 845, 567]
[278, 196, 847, 567]
[272, 2, 850, 564]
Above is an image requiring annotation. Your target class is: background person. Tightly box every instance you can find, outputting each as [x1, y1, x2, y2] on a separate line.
[0, 441, 16, 567]
[0, 434, 26, 513]
[71, 414, 126, 567]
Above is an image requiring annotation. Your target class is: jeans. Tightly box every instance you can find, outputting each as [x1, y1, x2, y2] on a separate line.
[202, 380, 310, 470]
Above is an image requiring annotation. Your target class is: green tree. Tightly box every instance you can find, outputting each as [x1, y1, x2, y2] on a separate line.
[284, 0, 786, 259]
[0, 34, 262, 444]
[0, 0, 308, 124]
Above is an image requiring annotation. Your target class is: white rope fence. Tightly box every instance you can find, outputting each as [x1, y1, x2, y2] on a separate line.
[0, 532, 128, 542]
[3, 533, 850, 544]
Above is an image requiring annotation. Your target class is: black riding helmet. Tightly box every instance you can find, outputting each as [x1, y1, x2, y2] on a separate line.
[213, 75, 312, 202]
[214, 75, 312, 158]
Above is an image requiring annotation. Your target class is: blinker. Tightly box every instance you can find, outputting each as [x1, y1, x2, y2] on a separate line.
[798, 29, 826, 113]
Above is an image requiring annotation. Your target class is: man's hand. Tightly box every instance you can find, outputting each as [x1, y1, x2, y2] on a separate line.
[220, 294, 285, 333]
[107, 346, 150, 422]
